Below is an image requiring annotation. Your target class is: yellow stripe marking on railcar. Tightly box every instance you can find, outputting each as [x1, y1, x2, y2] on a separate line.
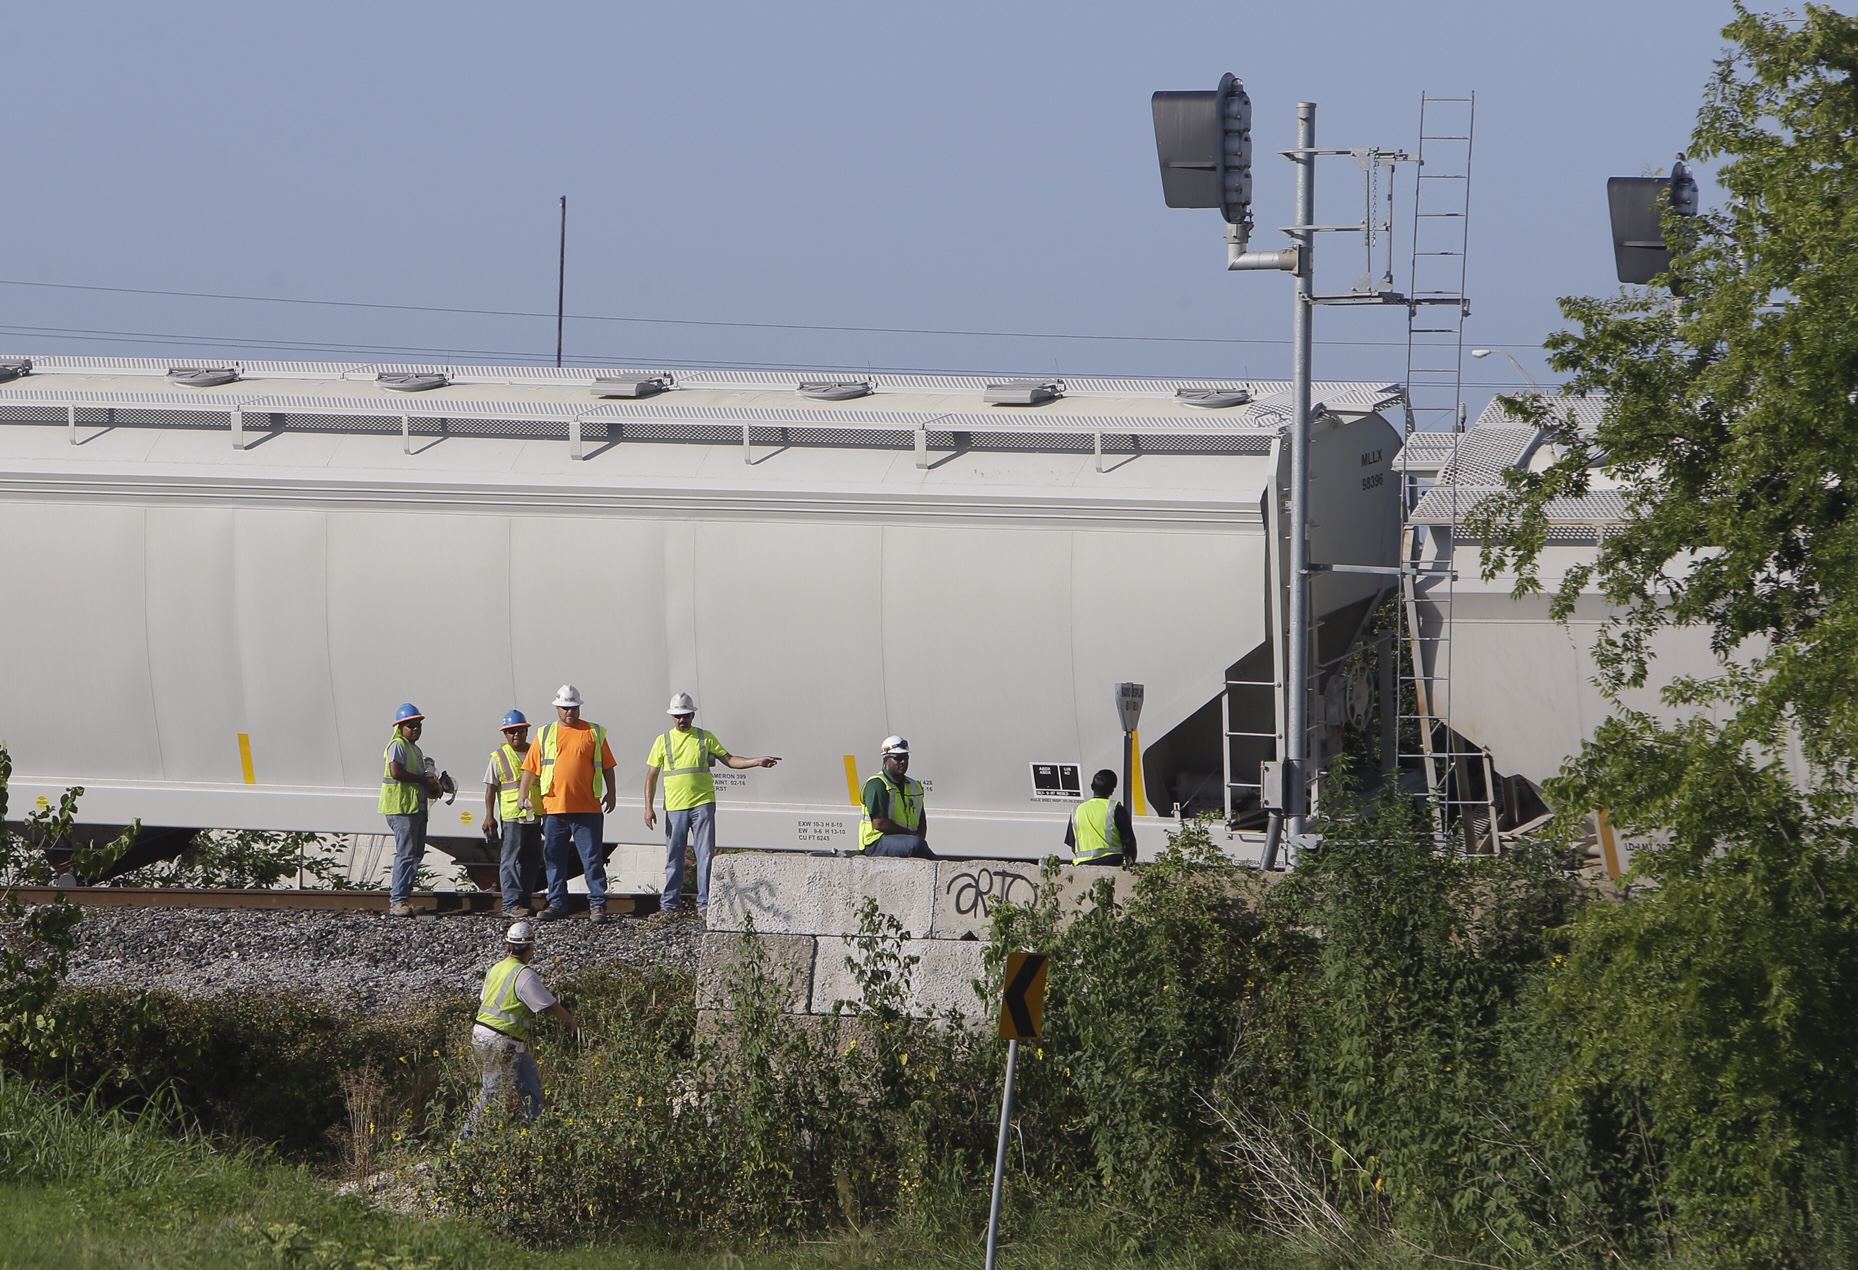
[238, 733, 256, 785]
[1597, 808, 1622, 880]
[1130, 730, 1147, 817]
[843, 755, 862, 807]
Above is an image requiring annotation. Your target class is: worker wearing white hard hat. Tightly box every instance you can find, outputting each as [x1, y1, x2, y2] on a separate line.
[857, 736, 935, 858]
[463, 919, 581, 1135]
[644, 691, 781, 916]
[517, 685, 619, 924]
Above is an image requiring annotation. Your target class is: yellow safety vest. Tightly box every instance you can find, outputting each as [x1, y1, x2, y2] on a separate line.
[490, 744, 528, 821]
[475, 955, 536, 1042]
[656, 727, 721, 810]
[536, 722, 609, 802]
[379, 732, 425, 816]
[859, 773, 924, 851]
[1070, 797, 1124, 865]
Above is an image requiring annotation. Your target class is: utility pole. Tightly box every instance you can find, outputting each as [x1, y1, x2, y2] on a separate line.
[555, 195, 568, 368]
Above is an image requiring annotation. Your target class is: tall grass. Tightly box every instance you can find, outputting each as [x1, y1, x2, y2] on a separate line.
[0, 1070, 220, 1189]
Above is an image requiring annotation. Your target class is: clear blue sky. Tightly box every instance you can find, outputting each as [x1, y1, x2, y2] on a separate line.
[3, 1, 1744, 410]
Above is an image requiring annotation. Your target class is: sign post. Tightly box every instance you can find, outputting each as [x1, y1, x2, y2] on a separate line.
[986, 951, 1048, 1270]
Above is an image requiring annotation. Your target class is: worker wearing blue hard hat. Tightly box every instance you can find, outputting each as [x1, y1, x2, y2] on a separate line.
[380, 703, 445, 916]
[484, 709, 544, 917]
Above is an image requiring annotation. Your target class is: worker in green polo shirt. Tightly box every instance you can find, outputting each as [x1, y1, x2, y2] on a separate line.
[643, 692, 781, 916]
[858, 735, 936, 858]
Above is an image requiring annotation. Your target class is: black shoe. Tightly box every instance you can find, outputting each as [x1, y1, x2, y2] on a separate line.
[535, 906, 570, 922]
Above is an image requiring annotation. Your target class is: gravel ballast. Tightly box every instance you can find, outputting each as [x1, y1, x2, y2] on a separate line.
[63, 907, 700, 1013]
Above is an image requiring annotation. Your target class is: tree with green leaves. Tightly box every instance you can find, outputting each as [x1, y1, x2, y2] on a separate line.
[1469, 8, 1858, 1261]
[1476, 2, 1858, 788]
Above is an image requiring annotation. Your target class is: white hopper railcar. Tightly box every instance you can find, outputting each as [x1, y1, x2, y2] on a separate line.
[0, 357, 1402, 884]
[1400, 396, 1726, 855]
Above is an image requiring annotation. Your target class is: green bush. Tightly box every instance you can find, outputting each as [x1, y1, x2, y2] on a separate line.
[25, 987, 457, 1161]
[0, 744, 135, 1064]
[1534, 719, 1858, 1266]
[985, 828, 1266, 1231]
[1227, 798, 1589, 1261]
[437, 928, 993, 1245]
[439, 831, 1275, 1249]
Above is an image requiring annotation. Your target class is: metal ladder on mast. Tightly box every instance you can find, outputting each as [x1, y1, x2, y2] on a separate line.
[1404, 93, 1475, 436]
[1398, 93, 1502, 853]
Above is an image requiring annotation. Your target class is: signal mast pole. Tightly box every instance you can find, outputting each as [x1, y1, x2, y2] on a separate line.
[1283, 103, 1316, 845]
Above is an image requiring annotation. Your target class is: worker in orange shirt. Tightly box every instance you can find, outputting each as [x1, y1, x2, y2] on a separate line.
[517, 684, 619, 924]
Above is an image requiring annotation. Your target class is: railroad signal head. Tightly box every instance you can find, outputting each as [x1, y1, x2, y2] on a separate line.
[1608, 155, 1699, 286]
[1151, 72, 1253, 225]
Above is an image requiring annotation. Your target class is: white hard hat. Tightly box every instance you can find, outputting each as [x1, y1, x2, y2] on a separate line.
[551, 684, 583, 709]
[880, 735, 910, 756]
[666, 691, 697, 716]
[506, 919, 535, 946]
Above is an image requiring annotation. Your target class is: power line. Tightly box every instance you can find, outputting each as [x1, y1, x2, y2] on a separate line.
[0, 276, 1555, 353]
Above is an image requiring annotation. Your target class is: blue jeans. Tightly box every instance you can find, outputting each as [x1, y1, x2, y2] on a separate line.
[662, 802, 717, 911]
[499, 819, 543, 911]
[865, 833, 935, 859]
[543, 812, 607, 912]
[464, 1031, 543, 1131]
[386, 812, 428, 904]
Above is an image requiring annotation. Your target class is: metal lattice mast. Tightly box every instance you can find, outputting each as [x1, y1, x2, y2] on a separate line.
[1403, 93, 1474, 436]
[1398, 93, 1500, 853]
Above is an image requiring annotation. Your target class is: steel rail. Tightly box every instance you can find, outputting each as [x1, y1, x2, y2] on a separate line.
[0, 887, 659, 916]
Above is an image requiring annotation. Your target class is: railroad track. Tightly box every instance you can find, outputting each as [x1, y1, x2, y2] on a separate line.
[4, 887, 659, 917]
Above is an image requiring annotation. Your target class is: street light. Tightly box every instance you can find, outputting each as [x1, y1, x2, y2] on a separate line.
[1470, 348, 1542, 393]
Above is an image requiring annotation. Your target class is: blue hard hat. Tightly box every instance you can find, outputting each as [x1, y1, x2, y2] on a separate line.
[395, 703, 425, 724]
[501, 709, 529, 730]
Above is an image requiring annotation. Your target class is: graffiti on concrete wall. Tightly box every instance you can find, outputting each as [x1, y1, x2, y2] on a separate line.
[944, 866, 1038, 919]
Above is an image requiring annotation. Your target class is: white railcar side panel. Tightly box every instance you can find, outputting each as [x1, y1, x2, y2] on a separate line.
[3, 500, 1265, 857]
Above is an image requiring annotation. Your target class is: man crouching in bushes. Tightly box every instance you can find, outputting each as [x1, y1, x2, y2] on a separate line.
[463, 919, 580, 1134]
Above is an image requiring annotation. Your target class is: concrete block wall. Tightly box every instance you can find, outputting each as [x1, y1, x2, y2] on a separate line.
[699, 852, 1132, 1022]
